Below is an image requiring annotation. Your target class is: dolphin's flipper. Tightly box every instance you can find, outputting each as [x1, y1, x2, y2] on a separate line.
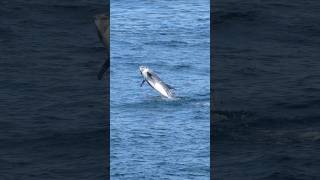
[97, 60, 109, 80]
[140, 80, 146, 87]
[97, 67, 105, 80]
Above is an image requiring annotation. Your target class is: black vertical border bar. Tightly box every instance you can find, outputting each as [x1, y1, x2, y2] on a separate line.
[210, 0, 216, 179]
[105, 0, 110, 179]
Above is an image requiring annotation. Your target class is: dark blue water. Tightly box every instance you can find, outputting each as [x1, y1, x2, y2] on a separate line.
[215, 0, 320, 179]
[0, 0, 108, 179]
[110, 0, 210, 179]
[2, 0, 318, 179]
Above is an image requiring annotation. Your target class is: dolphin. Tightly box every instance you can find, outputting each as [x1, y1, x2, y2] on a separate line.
[139, 66, 175, 99]
[95, 14, 110, 80]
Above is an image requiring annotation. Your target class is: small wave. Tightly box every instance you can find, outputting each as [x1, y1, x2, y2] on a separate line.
[51, 4, 89, 10]
[260, 171, 312, 180]
[299, 131, 320, 142]
[172, 64, 193, 70]
[216, 10, 259, 24]
[144, 40, 188, 47]
[233, 66, 262, 77]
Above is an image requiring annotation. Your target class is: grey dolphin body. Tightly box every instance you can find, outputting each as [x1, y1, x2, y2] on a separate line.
[139, 66, 175, 98]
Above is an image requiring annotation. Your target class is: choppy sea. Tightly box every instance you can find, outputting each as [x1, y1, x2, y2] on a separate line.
[1, 0, 318, 179]
[1, 0, 108, 179]
[110, 0, 210, 179]
[215, 0, 320, 179]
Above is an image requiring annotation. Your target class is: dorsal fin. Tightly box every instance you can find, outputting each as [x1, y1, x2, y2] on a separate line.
[165, 83, 175, 90]
[147, 72, 153, 78]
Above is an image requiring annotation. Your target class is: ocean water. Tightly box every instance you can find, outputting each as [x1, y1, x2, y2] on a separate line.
[110, 0, 210, 179]
[0, 0, 108, 179]
[215, 0, 320, 179]
[2, 0, 318, 179]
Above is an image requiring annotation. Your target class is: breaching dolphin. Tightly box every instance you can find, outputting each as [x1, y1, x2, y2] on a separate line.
[139, 66, 175, 99]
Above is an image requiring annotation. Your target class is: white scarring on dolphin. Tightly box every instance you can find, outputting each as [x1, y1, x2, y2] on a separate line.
[139, 66, 176, 99]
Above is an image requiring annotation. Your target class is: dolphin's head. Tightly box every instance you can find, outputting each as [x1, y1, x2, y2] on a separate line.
[139, 66, 148, 74]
